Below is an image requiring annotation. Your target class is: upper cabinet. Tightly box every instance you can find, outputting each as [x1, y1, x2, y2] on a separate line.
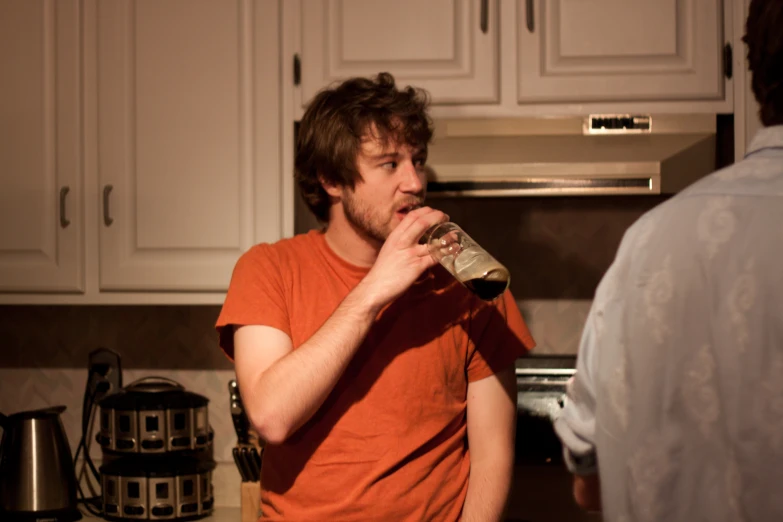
[0, 0, 282, 303]
[292, 0, 731, 117]
[0, 0, 83, 293]
[96, 0, 259, 292]
[517, 0, 725, 104]
[300, 0, 500, 105]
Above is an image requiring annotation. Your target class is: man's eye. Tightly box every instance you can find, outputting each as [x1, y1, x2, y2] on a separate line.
[382, 161, 397, 169]
[414, 158, 426, 167]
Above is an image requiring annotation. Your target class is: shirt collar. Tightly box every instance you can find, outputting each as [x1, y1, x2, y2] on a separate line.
[747, 124, 783, 155]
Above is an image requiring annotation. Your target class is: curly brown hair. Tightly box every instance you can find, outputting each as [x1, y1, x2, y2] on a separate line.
[295, 72, 433, 223]
[744, 0, 783, 126]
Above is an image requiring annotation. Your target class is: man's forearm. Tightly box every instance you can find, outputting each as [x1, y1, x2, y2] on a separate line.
[248, 281, 381, 443]
[461, 457, 514, 522]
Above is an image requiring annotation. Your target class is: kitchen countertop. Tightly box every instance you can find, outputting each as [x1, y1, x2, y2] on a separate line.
[79, 506, 240, 522]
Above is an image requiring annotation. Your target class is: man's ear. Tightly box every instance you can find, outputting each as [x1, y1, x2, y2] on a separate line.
[319, 175, 342, 198]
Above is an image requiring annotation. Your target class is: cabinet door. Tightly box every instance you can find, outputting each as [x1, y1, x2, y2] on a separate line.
[97, 0, 269, 292]
[0, 0, 83, 292]
[301, 0, 499, 105]
[517, 0, 724, 103]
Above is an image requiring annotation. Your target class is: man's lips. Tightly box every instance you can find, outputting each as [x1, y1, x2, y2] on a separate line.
[395, 203, 422, 216]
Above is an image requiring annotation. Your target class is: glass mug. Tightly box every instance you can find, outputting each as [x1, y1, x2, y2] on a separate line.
[423, 222, 510, 301]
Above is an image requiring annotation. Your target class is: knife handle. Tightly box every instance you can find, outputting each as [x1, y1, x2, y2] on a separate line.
[251, 447, 262, 479]
[244, 447, 261, 482]
[233, 447, 249, 482]
[229, 379, 251, 444]
[232, 410, 250, 444]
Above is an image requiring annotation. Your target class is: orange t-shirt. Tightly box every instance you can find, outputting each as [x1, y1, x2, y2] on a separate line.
[216, 229, 535, 521]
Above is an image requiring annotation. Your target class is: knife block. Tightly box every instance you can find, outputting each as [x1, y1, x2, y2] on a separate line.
[241, 481, 261, 522]
[240, 430, 264, 522]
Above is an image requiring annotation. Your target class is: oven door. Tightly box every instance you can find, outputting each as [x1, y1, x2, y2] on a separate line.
[506, 357, 601, 522]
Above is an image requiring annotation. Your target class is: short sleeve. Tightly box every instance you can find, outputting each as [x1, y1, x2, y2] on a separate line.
[466, 290, 536, 382]
[215, 244, 291, 360]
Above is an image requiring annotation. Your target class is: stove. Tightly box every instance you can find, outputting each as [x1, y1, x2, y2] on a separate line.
[507, 355, 600, 522]
[515, 355, 575, 466]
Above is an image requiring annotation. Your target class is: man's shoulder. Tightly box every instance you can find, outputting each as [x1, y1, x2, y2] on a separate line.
[623, 153, 783, 244]
[242, 230, 321, 262]
[233, 231, 323, 283]
[678, 152, 783, 200]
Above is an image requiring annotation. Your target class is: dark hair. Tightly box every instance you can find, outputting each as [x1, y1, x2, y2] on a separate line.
[744, 0, 783, 126]
[295, 72, 433, 223]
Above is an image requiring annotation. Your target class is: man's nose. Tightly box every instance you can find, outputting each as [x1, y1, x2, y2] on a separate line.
[400, 161, 424, 193]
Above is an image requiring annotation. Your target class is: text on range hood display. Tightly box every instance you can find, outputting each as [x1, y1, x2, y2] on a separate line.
[425, 114, 717, 197]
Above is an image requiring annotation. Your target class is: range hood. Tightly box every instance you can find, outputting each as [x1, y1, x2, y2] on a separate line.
[425, 114, 717, 197]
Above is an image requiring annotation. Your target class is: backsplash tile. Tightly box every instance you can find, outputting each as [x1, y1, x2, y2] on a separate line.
[0, 368, 242, 507]
[0, 369, 237, 461]
[433, 195, 668, 299]
[518, 299, 592, 355]
[0, 305, 229, 369]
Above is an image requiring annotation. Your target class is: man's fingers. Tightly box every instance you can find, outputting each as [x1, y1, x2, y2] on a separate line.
[413, 244, 432, 258]
[392, 206, 434, 237]
[395, 209, 449, 247]
[413, 244, 439, 270]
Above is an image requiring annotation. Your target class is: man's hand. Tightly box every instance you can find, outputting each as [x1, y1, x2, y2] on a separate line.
[573, 474, 602, 512]
[359, 206, 448, 309]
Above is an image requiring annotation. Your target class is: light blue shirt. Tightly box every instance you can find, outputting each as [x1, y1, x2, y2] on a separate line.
[554, 125, 783, 522]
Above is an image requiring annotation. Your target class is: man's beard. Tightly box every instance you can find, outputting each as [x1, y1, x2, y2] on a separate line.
[342, 191, 390, 244]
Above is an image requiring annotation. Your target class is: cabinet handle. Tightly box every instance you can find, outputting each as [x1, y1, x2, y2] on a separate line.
[480, 0, 489, 34]
[525, 0, 534, 33]
[59, 186, 70, 228]
[103, 184, 114, 226]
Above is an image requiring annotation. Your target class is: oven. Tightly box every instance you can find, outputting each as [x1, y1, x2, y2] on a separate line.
[506, 355, 601, 522]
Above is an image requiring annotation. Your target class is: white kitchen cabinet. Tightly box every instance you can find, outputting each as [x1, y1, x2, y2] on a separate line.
[300, 0, 500, 106]
[0, 0, 84, 293]
[0, 0, 282, 302]
[517, 0, 725, 104]
[96, 0, 279, 292]
[289, 0, 732, 120]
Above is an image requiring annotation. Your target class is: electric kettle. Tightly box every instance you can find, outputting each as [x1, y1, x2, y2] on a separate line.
[0, 405, 81, 521]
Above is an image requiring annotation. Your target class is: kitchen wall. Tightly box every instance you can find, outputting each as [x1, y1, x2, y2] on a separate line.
[0, 306, 249, 506]
[0, 194, 666, 507]
[435, 195, 670, 355]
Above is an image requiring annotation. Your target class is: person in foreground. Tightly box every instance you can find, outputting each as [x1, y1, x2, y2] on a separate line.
[216, 72, 535, 521]
[553, 1, 783, 520]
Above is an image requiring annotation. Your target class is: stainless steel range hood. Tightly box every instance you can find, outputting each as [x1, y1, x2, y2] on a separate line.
[425, 114, 717, 197]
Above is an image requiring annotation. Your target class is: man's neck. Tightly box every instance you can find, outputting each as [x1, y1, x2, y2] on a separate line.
[323, 211, 382, 268]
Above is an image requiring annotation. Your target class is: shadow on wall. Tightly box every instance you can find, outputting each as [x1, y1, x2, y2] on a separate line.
[2, 197, 670, 369]
[0, 305, 228, 370]
[294, 188, 670, 300]
[432, 195, 670, 300]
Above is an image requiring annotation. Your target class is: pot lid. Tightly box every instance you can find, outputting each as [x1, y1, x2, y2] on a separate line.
[98, 377, 208, 411]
